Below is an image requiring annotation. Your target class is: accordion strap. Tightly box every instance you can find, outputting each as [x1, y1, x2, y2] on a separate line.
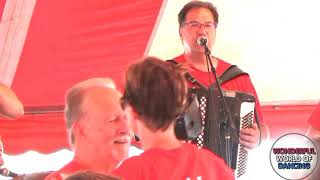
[166, 59, 178, 65]
[166, 59, 247, 85]
[219, 65, 247, 84]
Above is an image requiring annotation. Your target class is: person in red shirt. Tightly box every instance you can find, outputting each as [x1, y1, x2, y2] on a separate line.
[45, 78, 132, 180]
[306, 103, 320, 139]
[170, 1, 269, 149]
[305, 103, 320, 180]
[113, 57, 234, 180]
[0, 83, 24, 119]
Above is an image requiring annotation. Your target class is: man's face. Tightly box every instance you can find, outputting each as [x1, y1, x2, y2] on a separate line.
[77, 88, 132, 163]
[179, 7, 216, 55]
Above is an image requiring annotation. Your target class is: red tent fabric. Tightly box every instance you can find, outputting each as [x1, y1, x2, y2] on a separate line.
[0, 103, 316, 155]
[262, 103, 316, 139]
[13, 0, 164, 107]
[0, 0, 164, 154]
[0, 0, 5, 21]
[1, 113, 67, 154]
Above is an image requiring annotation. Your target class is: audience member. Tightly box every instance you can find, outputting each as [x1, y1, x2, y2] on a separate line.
[65, 171, 121, 180]
[45, 78, 132, 180]
[113, 57, 234, 180]
[0, 83, 24, 119]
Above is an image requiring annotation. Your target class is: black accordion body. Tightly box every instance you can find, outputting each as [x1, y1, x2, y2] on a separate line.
[204, 89, 254, 178]
[188, 87, 255, 179]
[168, 59, 255, 178]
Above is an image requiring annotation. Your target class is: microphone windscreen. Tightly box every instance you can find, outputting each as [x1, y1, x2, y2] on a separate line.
[197, 36, 208, 46]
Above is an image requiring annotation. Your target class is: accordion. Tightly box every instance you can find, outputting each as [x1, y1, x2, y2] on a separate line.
[196, 89, 255, 179]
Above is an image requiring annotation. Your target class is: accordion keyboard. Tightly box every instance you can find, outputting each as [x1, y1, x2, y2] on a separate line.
[236, 102, 255, 179]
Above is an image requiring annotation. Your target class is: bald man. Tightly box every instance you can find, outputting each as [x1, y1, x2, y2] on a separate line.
[71, 77, 116, 90]
[45, 78, 132, 180]
[0, 83, 24, 119]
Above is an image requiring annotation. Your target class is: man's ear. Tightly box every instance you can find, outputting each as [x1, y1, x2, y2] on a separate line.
[72, 120, 85, 139]
[67, 121, 81, 150]
[125, 106, 139, 135]
[179, 28, 182, 39]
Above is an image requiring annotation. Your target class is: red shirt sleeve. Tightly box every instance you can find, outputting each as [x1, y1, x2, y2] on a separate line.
[308, 104, 320, 129]
[112, 157, 145, 180]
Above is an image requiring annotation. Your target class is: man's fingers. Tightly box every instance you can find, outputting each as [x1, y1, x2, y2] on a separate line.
[252, 123, 258, 129]
[239, 139, 255, 150]
[240, 133, 256, 144]
[239, 126, 260, 149]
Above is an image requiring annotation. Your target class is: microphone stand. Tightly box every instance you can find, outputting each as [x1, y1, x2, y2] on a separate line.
[0, 168, 19, 178]
[203, 44, 237, 167]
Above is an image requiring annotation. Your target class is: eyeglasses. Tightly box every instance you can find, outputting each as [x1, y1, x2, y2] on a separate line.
[183, 21, 216, 30]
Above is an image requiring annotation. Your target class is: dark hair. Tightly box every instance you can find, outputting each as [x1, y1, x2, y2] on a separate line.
[178, 1, 219, 27]
[121, 57, 188, 132]
[65, 171, 122, 180]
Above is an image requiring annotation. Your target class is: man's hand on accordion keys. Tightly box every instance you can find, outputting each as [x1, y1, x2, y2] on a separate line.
[239, 123, 260, 150]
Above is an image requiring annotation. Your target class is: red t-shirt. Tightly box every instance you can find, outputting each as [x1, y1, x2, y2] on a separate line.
[45, 160, 86, 180]
[173, 55, 264, 124]
[308, 104, 320, 129]
[113, 143, 234, 180]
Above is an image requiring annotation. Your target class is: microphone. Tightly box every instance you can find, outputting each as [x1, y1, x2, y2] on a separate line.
[0, 168, 19, 177]
[197, 36, 208, 46]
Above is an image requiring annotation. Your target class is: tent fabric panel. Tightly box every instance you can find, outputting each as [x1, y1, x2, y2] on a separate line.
[0, 0, 5, 21]
[263, 104, 315, 140]
[11, 0, 164, 107]
[0, 104, 317, 155]
[0, 113, 68, 154]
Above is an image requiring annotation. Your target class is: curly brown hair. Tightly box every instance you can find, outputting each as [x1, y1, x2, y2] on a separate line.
[121, 57, 188, 132]
[65, 171, 121, 180]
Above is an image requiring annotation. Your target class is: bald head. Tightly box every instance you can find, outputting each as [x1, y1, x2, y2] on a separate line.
[61, 78, 131, 173]
[64, 78, 121, 145]
[72, 77, 116, 90]
[80, 87, 122, 119]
